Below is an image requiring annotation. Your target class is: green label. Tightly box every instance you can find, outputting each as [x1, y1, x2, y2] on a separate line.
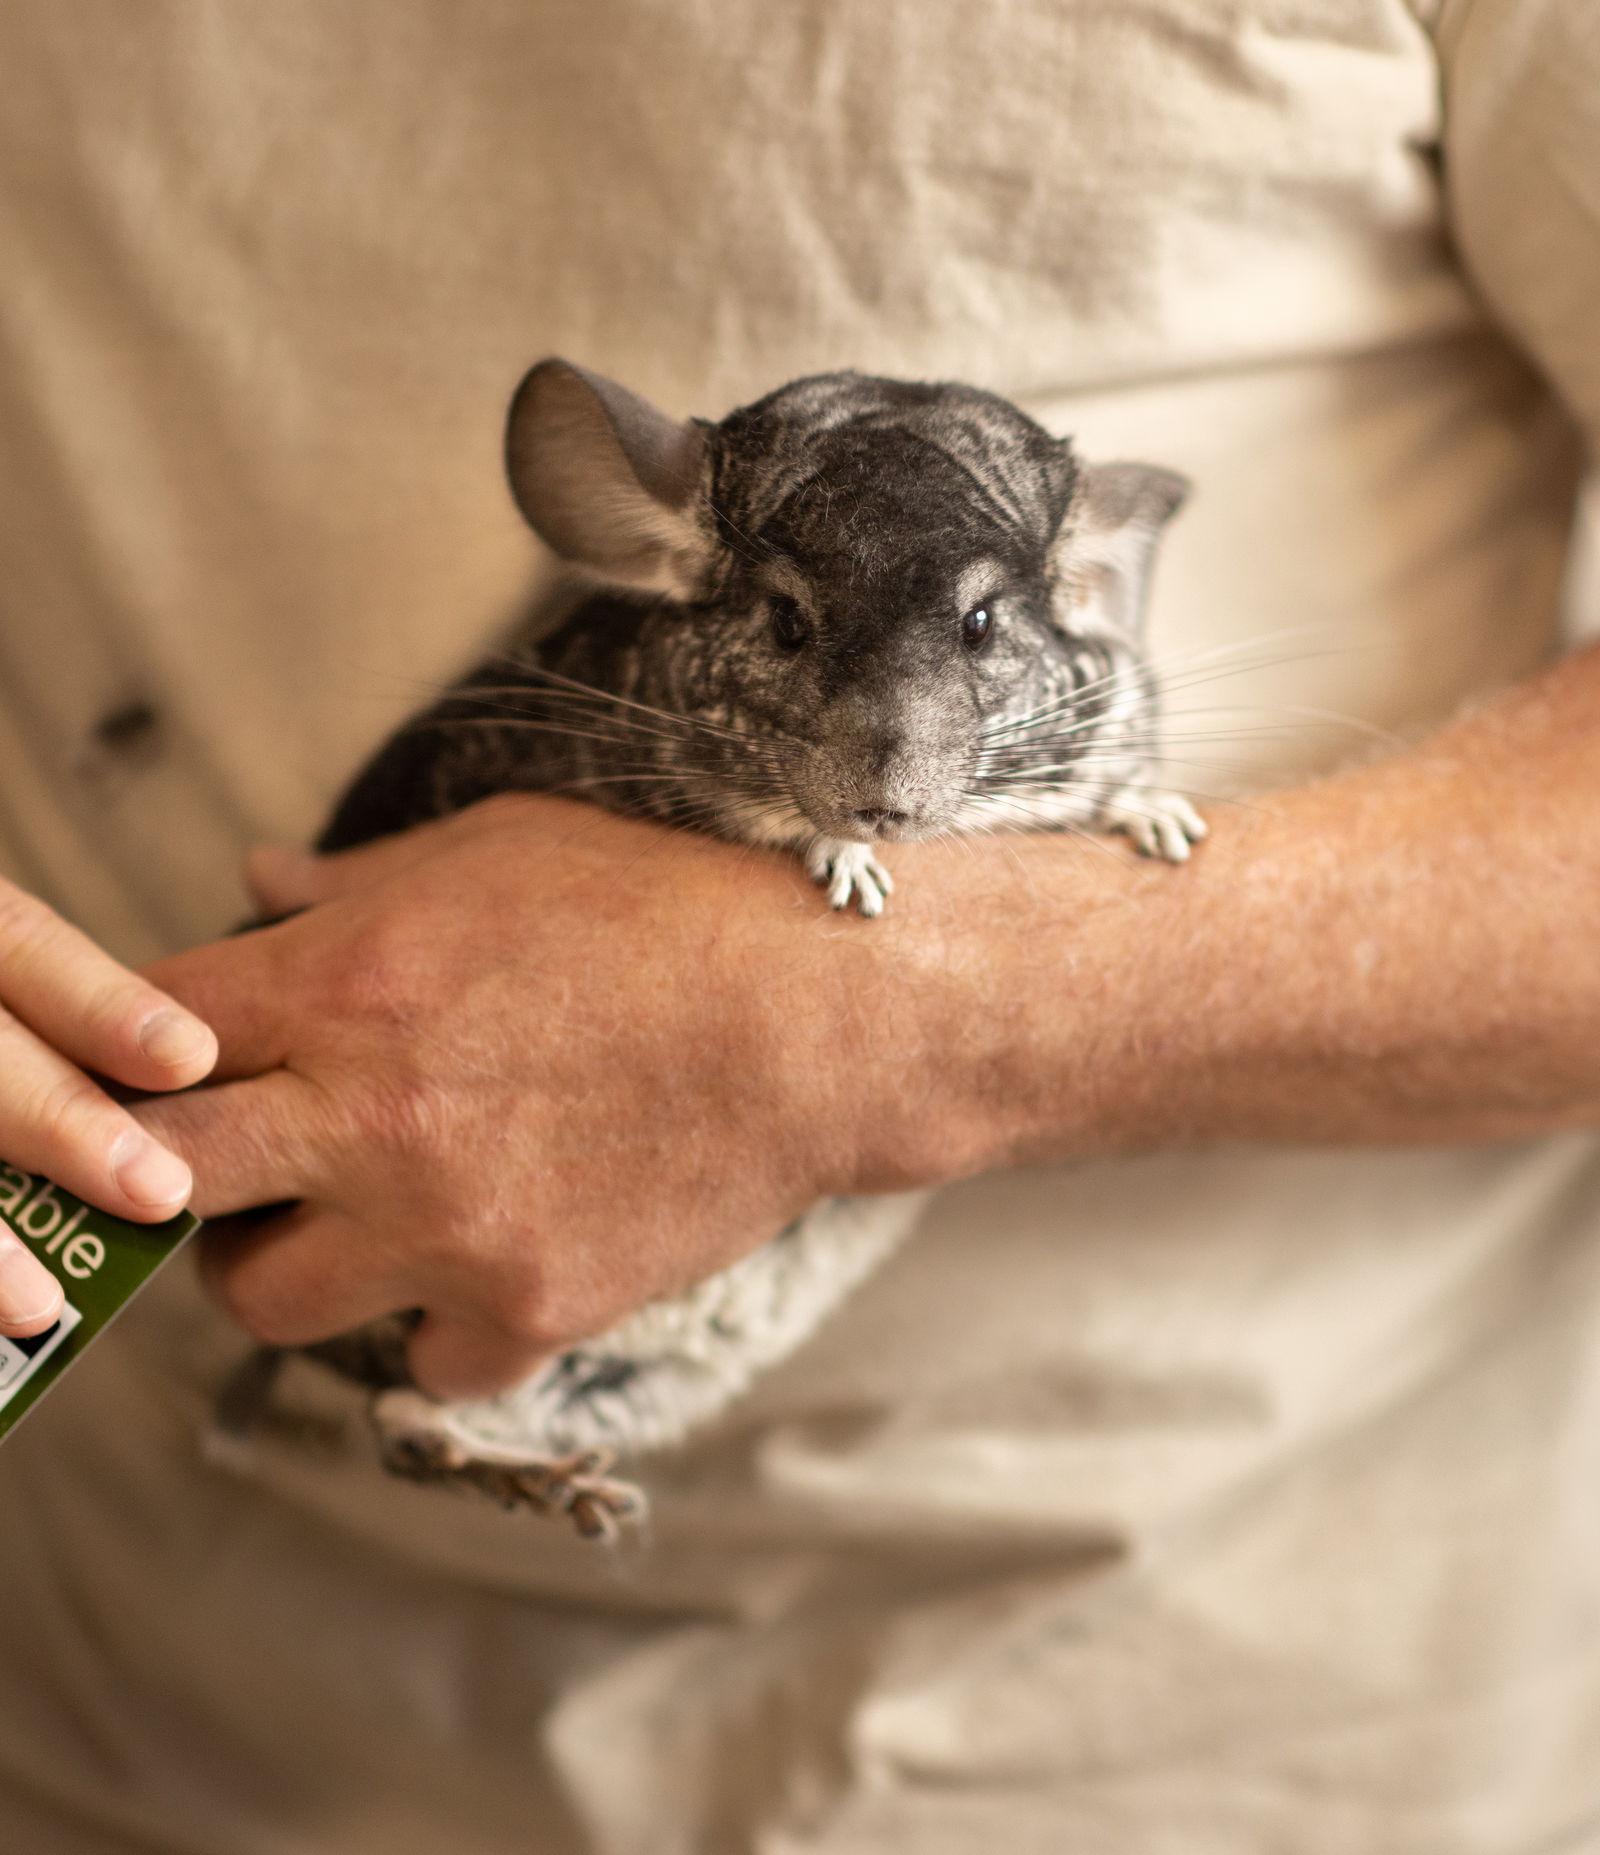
[0, 1165, 198, 1441]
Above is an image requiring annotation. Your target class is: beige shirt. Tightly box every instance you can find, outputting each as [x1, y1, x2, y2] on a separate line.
[0, 2, 1597, 1849]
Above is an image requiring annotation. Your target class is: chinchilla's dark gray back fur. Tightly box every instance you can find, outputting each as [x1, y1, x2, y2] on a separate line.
[320, 363, 1190, 869]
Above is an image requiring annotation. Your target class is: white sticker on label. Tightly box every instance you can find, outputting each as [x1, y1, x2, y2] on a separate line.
[0, 1301, 81, 1410]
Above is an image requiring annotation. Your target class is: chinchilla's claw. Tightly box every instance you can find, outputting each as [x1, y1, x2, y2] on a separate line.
[806, 839, 893, 917]
[1102, 788, 1207, 864]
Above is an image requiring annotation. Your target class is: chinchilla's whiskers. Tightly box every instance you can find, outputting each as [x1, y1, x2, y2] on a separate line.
[415, 701, 689, 752]
[953, 786, 1253, 853]
[951, 795, 1131, 860]
[985, 765, 1275, 799]
[420, 710, 797, 777]
[1165, 700, 1399, 749]
[459, 665, 817, 792]
[541, 780, 802, 823]
[980, 681, 1167, 747]
[439, 697, 801, 784]
[980, 635, 1351, 747]
[1090, 781, 1272, 817]
[467, 663, 803, 753]
[979, 718, 1287, 761]
[969, 755, 1273, 818]
[440, 697, 789, 763]
[422, 715, 690, 755]
[583, 755, 796, 812]
[984, 659, 1355, 751]
[535, 766, 786, 789]
[426, 714, 768, 766]
[1102, 626, 1348, 703]
[978, 746, 1290, 795]
[660, 793, 802, 840]
[979, 731, 1308, 773]
[424, 705, 803, 809]
[970, 715, 1294, 816]
[521, 779, 805, 849]
[978, 703, 1383, 770]
[993, 774, 1267, 815]
[978, 719, 1357, 778]
[462, 682, 717, 738]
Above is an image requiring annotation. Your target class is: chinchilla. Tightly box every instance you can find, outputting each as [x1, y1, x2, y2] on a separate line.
[220, 361, 1204, 1539]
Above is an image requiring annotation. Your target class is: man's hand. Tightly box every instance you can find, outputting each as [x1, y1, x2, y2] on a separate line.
[0, 880, 216, 1336]
[133, 798, 915, 1400]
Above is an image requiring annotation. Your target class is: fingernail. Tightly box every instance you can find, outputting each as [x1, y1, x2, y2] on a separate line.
[137, 1008, 213, 1069]
[0, 1233, 63, 1330]
[112, 1133, 192, 1208]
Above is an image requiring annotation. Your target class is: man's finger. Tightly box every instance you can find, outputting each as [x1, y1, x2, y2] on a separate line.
[243, 845, 328, 918]
[0, 1006, 195, 1221]
[0, 882, 216, 1093]
[130, 1070, 328, 1216]
[242, 792, 593, 919]
[139, 928, 298, 1083]
[244, 808, 494, 915]
[196, 1205, 409, 1347]
[405, 1313, 555, 1402]
[0, 1230, 64, 1337]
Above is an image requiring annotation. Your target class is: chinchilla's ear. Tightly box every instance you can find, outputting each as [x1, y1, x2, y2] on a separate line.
[1051, 457, 1189, 639]
[505, 359, 711, 597]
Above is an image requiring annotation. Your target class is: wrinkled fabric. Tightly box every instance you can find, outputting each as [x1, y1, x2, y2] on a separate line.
[0, 1, 1597, 1849]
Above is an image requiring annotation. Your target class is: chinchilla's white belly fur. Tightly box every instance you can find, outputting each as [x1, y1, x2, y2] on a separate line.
[396, 1192, 929, 1465]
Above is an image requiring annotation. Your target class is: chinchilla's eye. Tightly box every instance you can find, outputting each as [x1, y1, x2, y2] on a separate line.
[770, 596, 810, 650]
[962, 606, 994, 652]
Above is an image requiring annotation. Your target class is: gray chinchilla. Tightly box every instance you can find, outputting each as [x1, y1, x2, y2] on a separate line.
[221, 361, 1204, 1539]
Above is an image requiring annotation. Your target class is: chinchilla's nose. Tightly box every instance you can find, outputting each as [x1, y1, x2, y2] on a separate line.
[839, 749, 946, 836]
[851, 805, 911, 831]
[842, 742, 925, 833]
[795, 678, 975, 839]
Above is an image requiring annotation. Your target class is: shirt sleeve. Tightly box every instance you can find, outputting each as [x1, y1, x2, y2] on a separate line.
[1436, 0, 1600, 453]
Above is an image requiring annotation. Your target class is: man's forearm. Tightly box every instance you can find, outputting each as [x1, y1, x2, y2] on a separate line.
[136, 645, 1600, 1392]
[845, 640, 1600, 1194]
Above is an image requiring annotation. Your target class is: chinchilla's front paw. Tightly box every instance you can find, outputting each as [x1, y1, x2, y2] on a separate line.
[1102, 788, 1208, 864]
[805, 838, 894, 917]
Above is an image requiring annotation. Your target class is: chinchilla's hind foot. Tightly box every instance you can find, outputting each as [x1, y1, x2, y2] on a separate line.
[384, 1437, 646, 1542]
[370, 1387, 647, 1542]
[462, 1452, 645, 1541]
